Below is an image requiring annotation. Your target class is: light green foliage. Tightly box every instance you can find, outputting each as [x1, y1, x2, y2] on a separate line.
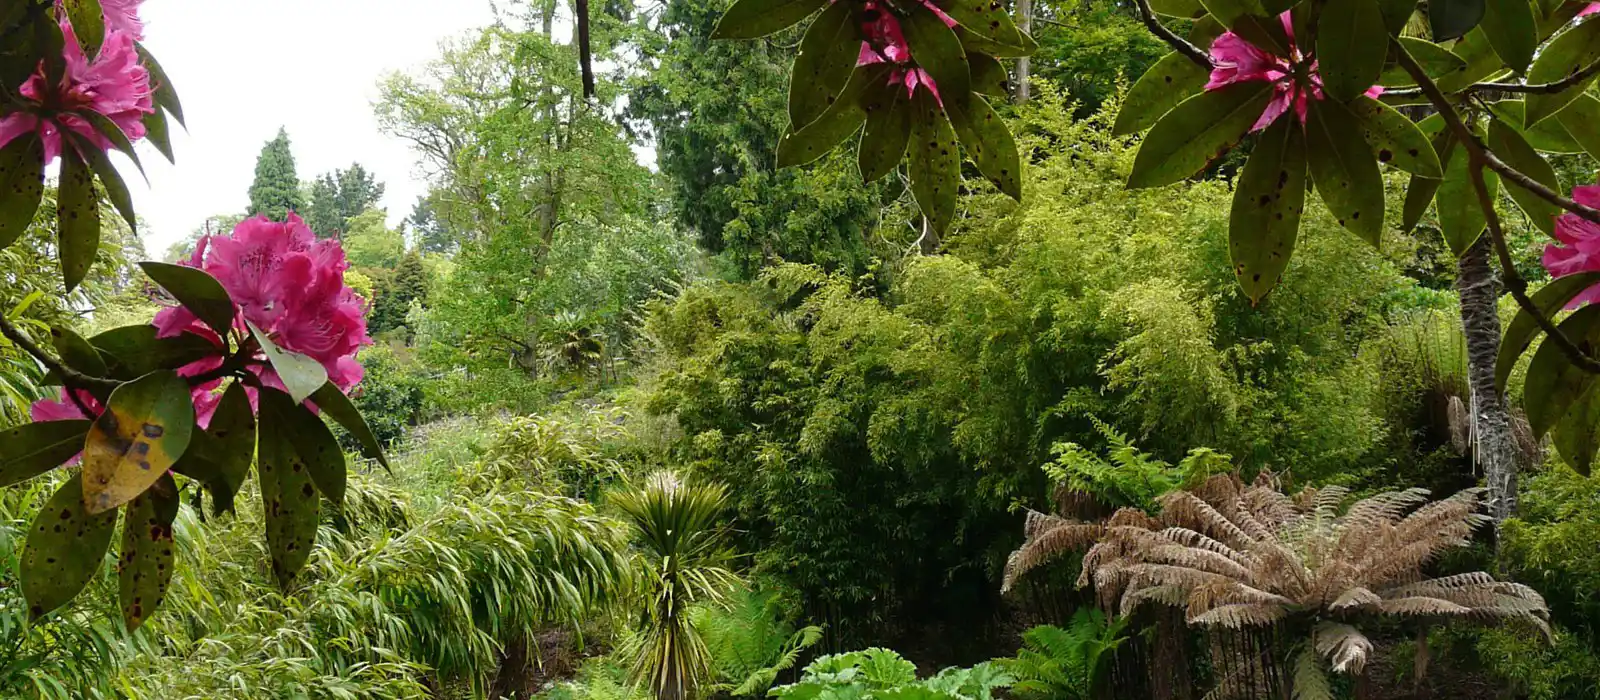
[468, 405, 631, 499]
[1043, 416, 1232, 511]
[691, 587, 823, 696]
[345, 344, 427, 449]
[770, 647, 1014, 700]
[1030, 0, 1167, 118]
[343, 208, 405, 271]
[995, 611, 1128, 700]
[246, 127, 305, 222]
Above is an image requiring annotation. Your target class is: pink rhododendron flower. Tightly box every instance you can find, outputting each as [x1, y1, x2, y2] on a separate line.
[153, 213, 372, 395]
[98, 0, 147, 39]
[1582, 4, 1600, 18]
[854, 0, 955, 103]
[1544, 184, 1600, 309]
[0, 19, 153, 163]
[1205, 11, 1383, 131]
[29, 388, 104, 465]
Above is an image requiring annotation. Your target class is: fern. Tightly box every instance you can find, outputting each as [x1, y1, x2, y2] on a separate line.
[693, 588, 824, 697]
[996, 609, 1128, 700]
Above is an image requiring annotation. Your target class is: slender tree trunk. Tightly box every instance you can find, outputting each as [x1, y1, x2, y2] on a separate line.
[1457, 236, 1519, 524]
[1014, 0, 1031, 104]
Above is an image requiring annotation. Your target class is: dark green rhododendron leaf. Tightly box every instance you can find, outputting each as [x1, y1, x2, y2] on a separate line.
[901, 5, 970, 105]
[1319, 0, 1388, 101]
[1305, 100, 1385, 245]
[907, 90, 960, 234]
[1232, 13, 1293, 58]
[1113, 51, 1209, 136]
[312, 381, 389, 471]
[71, 133, 135, 234]
[276, 400, 347, 508]
[858, 86, 912, 183]
[57, 148, 99, 293]
[21, 473, 117, 620]
[789, 0, 859, 128]
[1189, 16, 1226, 47]
[1435, 128, 1497, 256]
[134, 43, 183, 127]
[256, 387, 321, 587]
[0, 4, 40, 89]
[139, 262, 236, 339]
[1432, 0, 1487, 40]
[934, 0, 1024, 46]
[118, 472, 178, 631]
[1536, 1, 1582, 38]
[947, 93, 1022, 200]
[0, 420, 92, 488]
[143, 107, 174, 163]
[1556, 94, 1600, 160]
[171, 381, 256, 515]
[969, 53, 1009, 96]
[90, 325, 218, 380]
[1400, 132, 1453, 233]
[1379, 38, 1466, 88]
[1434, 28, 1506, 92]
[61, 0, 104, 60]
[1524, 17, 1600, 126]
[1554, 385, 1600, 475]
[1229, 118, 1307, 304]
[80, 111, 143, 179]
[0, 133, 45, 249]
[1379, 0, 1420, 33]
[1491, 99, 1584, 153]
[1481, 0, 1537, 72]
[1200, 0, 1265, 28]
[1496, 271, 1600, 392]
[51, 326, 107, 379]
[1487, 117, 1560, 236]
[777, 64, 890, 168]
[1348, 96, 1442, 177]
[247, 320, 329, 405]
[955, 25, 1037, 58]
[1150, 0, 1206, 16]
[1525, 304, 1600, 437]
[711, 0, 825, 39]
[1128, 81, 1274, 189]
[82, 370, 195, 515]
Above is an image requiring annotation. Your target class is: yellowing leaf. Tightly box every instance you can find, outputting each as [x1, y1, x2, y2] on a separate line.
[81, 371, 195, 515]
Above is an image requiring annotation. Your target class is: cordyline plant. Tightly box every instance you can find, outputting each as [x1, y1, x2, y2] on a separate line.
[1068, 473, 1549, 695]
[0, 0, 389, 633]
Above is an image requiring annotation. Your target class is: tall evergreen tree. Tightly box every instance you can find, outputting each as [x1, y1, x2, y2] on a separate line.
[306, 163, 387, 238]
[247, 127, 305, 221]
[370, 250, 429, 336]
[407, 195, 453, 255]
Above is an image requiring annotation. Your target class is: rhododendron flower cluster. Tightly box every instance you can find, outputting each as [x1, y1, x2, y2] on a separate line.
[1205, 12, 1383, 131]
[0, 3, 154, 162]
[854, 0, 955, 104]
[1544, 185, 1600, 309]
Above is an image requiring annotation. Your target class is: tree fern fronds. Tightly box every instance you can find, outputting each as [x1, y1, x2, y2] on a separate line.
[1291, 647, 1335, 700]
[1312, 622, 1371, 674]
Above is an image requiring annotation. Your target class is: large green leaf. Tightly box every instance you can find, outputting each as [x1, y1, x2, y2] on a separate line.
[901, 5, 970, 105]
[1319, 0, 1389, 101]
[1347, 96, 1442, 177]
[51, 326, 107, 379]
[776, 64, 890, 168]
[1379, 37, 1467, 88]
[1380, 0, 1420, 33]
[711, 0, 825, 39]
[138, 262, 237, 339]
[70, 133, 135, 235]
[1486, 117, 1561, 235]
[256, 387, 321, 587]
[143, 107, 174, 163]
[57, 147, 99, 293]
[1150, 0, 1206, 16]
[858, 86, 912, 183]
[79, 111, 143, 178]
[21, 473, 117, 620]
[1556, 94, 1600, 160]
[1524, 17, 1600, 126]
[135, 43, 184, 127]
[907, 90, 960, 234]
[1113, 51, 1210, 136]
[0, 420, 91, 488]
[172, 381, 256, 515]
[1553, 384, 1600, 475]
[969, 53, 1010, 97]
[933, 0, 1025, 46]
[1432, 0, 1487, 40]
[955, 25, 1037, 58]
[1491, 99, 1584, 153]
[90, 325, 219, 380]
[1435, 131, 1498, 256]
[247, 320, 329, 405]
[1305, 99, 1385, 245]
[947, 93, 1022, 200]
[1525, 304, 1600, 437]
[1496, 271, 1600, 392]
[60, 0, 103, 60]
[1435, 28, 1508, 92]
[0, 132, 45, 249]
[1200, 0, 1266, 28]
[1481, 0, 1538, 72]
[81, 371, 195, 515]
[118, 472, 177, 631]
[1127, 81, 1274, 189]
[312, 382, 389, 471]
[1229, 118, 1307, 304]
[275, 400, 347, 508]
[788, 1, 858, 128]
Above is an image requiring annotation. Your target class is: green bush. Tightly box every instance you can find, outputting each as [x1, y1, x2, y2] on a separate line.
[347, 344, 427, 448]
[769, 647, 1013, 700]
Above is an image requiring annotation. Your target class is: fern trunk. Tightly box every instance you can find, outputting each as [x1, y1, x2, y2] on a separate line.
[1456, 237, 1519, 524]
[1150, 608, 1192, 700]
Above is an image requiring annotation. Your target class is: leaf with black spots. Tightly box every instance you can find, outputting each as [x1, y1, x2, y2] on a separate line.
[57, 147, 99, 292]
[21, 473, 117, 620]
[172, 382, 255, 515]
[1486, 117, 1561, 236]
[1229, 118, 1307, 304]
[789, 0, 859, 128]
[857, 85, 912, 183]
[901, 4, 970, 106]
[1113, 51, 1209, 136]
[711, 0, 826, 39]
[118, 473, 178, 630]
[776, 64, 890, 168]
[1305, 99, 1386, 245]
[1400, 131, 1452, 233]
[1434, 127, 1498, 256]
[81, 371, 195, 515]
[1348, 95, 1442, 177]
[932, 0, 1025, 46]
[1318, 0, 1389, 102]
[947, 93, 1022, 199]
[907, 90, 960, 234]
[139, 262, 237, 339]
[0, 132, 45, 249]
[1128, 81, 1274, 189]
[969, 52, 1010, 97]
[1434, 28, 1506, 92]
[0, 420, 91, 488]
[954, 25, 1037, 58]
[69, 131, 136, 234]
[60, 0, 103, 60]
[256, 388, 321, 587]
[312, 382, 388, 472]
[276, 400, 346, 508]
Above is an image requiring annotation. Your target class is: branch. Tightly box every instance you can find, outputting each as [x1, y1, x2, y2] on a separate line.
[0, 314, 119, 393]
[1134, 0, 1212, 69]
[1395, 43, 1600, 376]
[1471, 56, 1600, 94]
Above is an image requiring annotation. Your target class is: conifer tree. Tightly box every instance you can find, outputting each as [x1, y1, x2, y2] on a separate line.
[246, 127, 305, 221]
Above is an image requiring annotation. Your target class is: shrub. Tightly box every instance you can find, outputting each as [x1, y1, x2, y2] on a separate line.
[769, 647, 1013, 700]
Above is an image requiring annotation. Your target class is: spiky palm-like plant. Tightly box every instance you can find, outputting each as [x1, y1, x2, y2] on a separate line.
[613, 471, 741, 700]
[1077, 474, 1550, 696]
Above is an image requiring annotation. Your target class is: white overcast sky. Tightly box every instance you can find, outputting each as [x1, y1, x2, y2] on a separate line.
[126, 0, 499, 255]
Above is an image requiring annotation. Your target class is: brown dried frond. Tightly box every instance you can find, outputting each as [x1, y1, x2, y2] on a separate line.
[1106, 507, 1162, 529]
[1188, 602, 1287, 629]
[1002, 511, 1107, 593]
[1328, 587, 1381, 611]
[1118, 583, 1187, 616]
[1191, 473, 1247, 505]
[1314, 622, 1372, 675]
[1144, 543, 1254, 580]
[1155, 527, 1256, 568]
[1240, 484, 1300, 529]
[1158, 491, 1253, 548]
[1362, 596, 1475, 617]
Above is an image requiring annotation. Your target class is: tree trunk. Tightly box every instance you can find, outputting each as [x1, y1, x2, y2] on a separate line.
[1457, 236, 1519, 524]
[1014, 0, 1031, 104]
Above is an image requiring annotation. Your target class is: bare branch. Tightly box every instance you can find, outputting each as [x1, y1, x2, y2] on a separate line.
[1134, 0, 1212, 69]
